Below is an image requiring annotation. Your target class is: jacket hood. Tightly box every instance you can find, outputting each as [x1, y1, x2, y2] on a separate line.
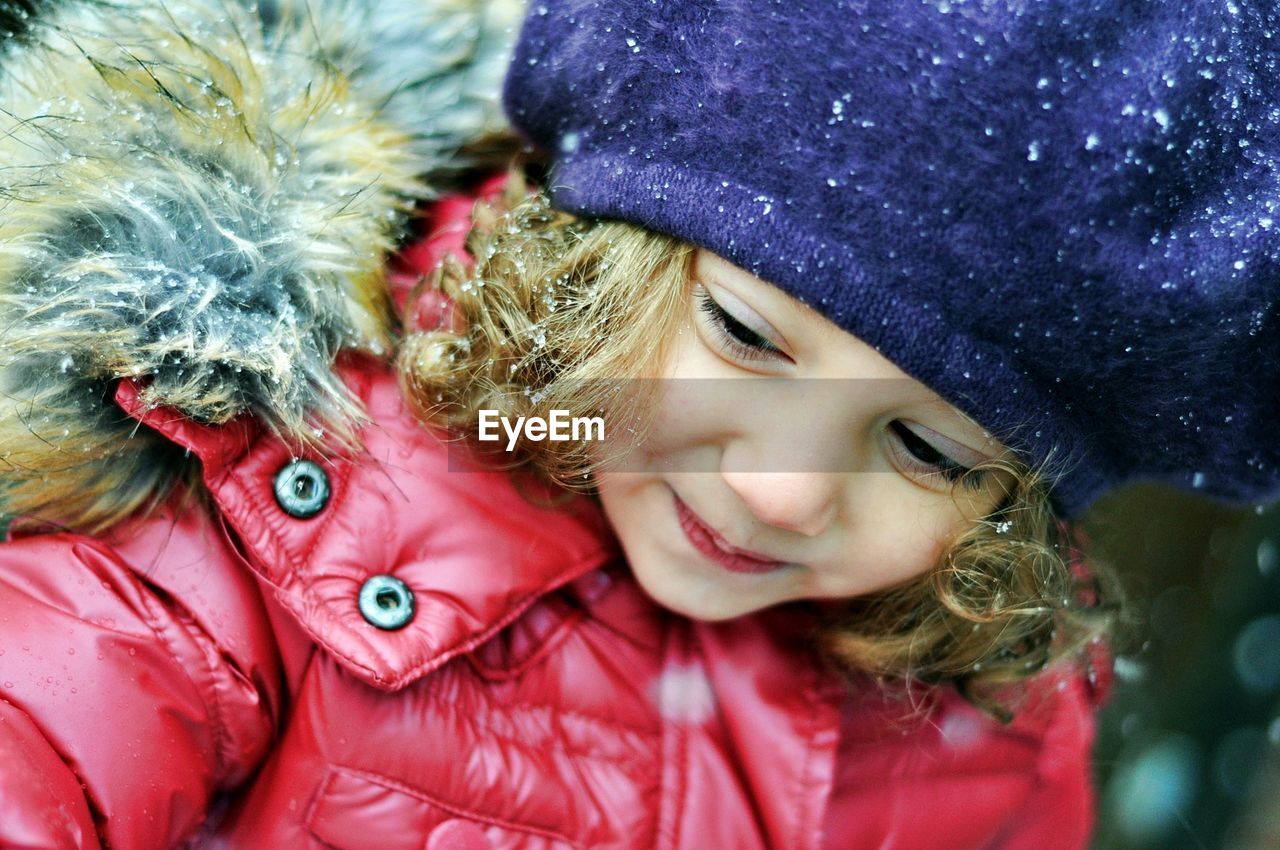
[0, 0, 521, 532]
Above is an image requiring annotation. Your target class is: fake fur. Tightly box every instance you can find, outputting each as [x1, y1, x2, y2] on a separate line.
[0, 0, 521, 531]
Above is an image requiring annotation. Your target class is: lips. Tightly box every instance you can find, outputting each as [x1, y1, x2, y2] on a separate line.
[674, 494, 789, 575]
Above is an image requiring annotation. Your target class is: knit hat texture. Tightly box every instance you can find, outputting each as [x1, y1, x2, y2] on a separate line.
[504, 0, 1280, 516]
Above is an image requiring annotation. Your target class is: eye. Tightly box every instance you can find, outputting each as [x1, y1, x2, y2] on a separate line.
[887, 420, 986, 491]
[695, 285, 787, 363]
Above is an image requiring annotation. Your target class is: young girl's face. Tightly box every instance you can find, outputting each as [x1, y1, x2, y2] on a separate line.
[595, 250, 1015, 622]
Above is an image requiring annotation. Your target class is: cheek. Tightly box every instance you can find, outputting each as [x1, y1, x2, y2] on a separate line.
[607, 328, 711, 462]
[871, 527, 948, 587]
[823, 490, 964, 597]
[627, 379, 745, 469]
[594, 472, 646, 531]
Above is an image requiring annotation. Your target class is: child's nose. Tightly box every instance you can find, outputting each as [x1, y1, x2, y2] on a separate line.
[720, 470, 839, 538]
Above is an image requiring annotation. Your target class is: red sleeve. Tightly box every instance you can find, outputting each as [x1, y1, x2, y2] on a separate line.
[822, 669, 1103, 849]
[985, 675, 1100, 849]
[0, 699, 99, 848]
[0, 503, 282, 849]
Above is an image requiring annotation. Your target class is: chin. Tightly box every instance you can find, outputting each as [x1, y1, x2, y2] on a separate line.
[625, 555, 771, 623]
[597, 473, 786, 622]
[645, 591, 744, 623]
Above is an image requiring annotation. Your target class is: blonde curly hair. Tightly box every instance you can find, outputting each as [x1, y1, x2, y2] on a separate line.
[397, 175, 1119, 718]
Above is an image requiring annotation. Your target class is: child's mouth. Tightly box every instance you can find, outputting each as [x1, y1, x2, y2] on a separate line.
[673, 494, 789, 575]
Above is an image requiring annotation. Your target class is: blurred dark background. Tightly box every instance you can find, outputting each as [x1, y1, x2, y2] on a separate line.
[1086, 487, 1280, 849]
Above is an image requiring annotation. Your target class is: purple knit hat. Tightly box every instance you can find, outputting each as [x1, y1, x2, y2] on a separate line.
[502, 0, 1280, 517]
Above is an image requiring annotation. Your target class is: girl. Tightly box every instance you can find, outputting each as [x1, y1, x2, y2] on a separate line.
[1, 1, 1276, 849]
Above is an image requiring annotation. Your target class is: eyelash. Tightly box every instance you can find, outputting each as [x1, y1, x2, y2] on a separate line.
[696, 287, 784, 362]
[888, 420, 986, 490]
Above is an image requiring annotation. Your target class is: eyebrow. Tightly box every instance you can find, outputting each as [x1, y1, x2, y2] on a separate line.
[917, 401, 1005, 463]
[696, 256, 803, 325]
[693, 261, 740, 295]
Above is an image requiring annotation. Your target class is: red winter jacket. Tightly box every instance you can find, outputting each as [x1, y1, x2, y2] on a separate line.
[0, 194, 1105, 850]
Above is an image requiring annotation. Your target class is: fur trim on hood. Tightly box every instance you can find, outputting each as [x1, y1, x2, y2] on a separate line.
[0, 0, 521, 531]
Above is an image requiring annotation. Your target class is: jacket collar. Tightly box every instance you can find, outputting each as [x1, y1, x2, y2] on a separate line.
[115, 356, 621, 690]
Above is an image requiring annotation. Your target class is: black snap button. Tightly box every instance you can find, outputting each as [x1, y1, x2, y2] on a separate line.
[358, 575, 415, 630]
[272, 459, 330, 518]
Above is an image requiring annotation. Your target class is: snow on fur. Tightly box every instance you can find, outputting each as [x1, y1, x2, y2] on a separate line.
[0, 0, 520, 531]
